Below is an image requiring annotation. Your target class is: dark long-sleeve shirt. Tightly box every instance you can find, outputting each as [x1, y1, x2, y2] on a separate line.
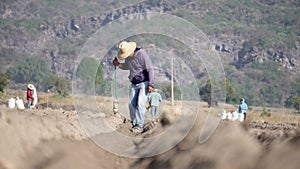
[119, 48, 154, 87]
[27, 89, 33, 101]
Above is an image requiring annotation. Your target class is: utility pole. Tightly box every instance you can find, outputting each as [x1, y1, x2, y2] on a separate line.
[171, 53, 174, 107]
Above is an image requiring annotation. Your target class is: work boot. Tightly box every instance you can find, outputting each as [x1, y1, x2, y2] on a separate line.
[131, 126, 143, 133]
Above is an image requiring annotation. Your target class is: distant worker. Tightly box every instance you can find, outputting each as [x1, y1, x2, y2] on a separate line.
[112, 41, 155, 133]
[148, 89, 162, 121]
[27, 84, 38, 108]
[27, 84, 34, 108]
[238, 98, 248, 121]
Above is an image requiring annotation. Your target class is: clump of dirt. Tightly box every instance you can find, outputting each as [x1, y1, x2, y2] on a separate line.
[248, 121, 300, 148]
[1, 103, 300, 169]
[128, 120, 300, 169]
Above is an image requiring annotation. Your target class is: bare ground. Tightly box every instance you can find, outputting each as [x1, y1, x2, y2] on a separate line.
[0, 103, 300, 169]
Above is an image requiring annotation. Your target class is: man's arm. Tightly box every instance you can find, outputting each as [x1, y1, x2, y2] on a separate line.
[142, 50, 154, 88]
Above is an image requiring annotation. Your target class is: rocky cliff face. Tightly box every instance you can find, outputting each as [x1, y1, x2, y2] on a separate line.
[0, 0, 299, 79]
[214, 38, 299, 71]
[1, 1, 175, 79]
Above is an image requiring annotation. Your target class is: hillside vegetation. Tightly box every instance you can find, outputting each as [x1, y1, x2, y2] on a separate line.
[0, 0, 299, 108]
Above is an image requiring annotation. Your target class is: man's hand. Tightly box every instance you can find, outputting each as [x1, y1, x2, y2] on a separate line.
[148, 86, 154, 92]
[112, 58, 120, 67]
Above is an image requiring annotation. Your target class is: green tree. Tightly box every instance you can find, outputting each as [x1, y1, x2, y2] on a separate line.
[95, 64, 104, 91]
[159, 82, 173, 99]
[96, 80, 112, 96]
[285, 78, 300, 110]
[260, 85, 282, 106]
[232, 60, 289, 107]
[199, 79, 212, 105]
[291, 78, 300, 96]
[291, 96, 300, 111]
[95, 64, 111, 96]
[47, 74, 71, 97]
[76, 57, 98, 91]
[225, 78, 237, 104]
[199, 78, 236, 107]
[76, 57, 104, 93]
[6, 56, 71, 96]
[0, 71, 10, 92]
[6, 56, 51, 87]
[157, 82, 181, 100]
[199, 79, 221, 107]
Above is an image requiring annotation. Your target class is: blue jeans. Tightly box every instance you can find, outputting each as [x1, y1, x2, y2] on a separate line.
[151, 106, 158, 120]
[129, 81, 148, 128]
[27, 100, 32, 108]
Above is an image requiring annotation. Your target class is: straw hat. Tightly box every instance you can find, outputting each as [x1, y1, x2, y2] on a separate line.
[117, 41, 137, 62]
[27, 84, 34, 90]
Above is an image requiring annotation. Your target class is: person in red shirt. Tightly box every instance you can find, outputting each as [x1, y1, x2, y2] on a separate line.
[27, 84, 34, 108]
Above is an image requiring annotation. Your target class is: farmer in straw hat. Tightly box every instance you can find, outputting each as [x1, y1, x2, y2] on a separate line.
[27, 84, 34, 108]
[27, 84, 38, 108]
[113, 41, 155, 133]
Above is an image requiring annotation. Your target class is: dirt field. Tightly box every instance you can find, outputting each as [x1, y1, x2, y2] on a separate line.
[0, 99, 300, 169]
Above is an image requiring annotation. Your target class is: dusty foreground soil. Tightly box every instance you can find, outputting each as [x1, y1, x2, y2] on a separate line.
[0, 104, 300, 169]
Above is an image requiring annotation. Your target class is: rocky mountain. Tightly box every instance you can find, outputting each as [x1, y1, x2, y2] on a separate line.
[0, 0, 299, 106]
[1, 0, 299, 76]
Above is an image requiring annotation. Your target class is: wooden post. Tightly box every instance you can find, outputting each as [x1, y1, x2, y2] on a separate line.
[47, 89, 50, 109]
[171, 53, 174, 107]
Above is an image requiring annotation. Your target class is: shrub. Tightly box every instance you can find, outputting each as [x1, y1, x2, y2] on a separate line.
[291, 78, 300, 96]
[199, 78, 236, 107]
[0, 71, 10, 92]
[6, 56, 71, 97]
[76, 57, 105, 94]
[46, 75, 71, 97]
[291, 96, 300, 111]
[260, 108, 271, 117]
[6, 56, 51, 85]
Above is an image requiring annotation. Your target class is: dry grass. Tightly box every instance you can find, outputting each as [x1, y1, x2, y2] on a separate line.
[160, 100, 183, 116]
[39, 95, 300, 125]
[39, 94, 74, 105]
[2, 90, 300, 124]
[213, 103, 300, 124]
[248, 109, 300, 124]
[235, 105, 300, 124]
[2, 89, 75, 105]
